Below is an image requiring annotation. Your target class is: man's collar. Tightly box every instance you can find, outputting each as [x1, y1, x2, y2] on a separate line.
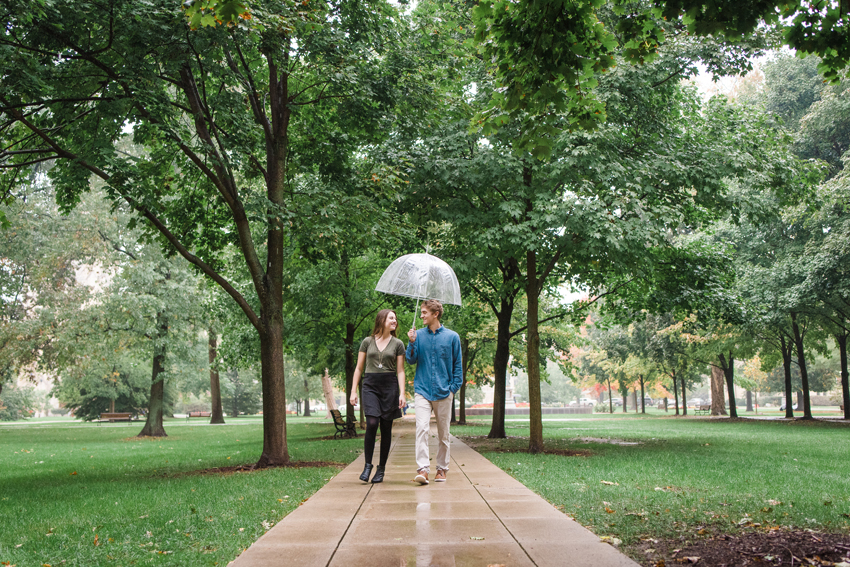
[427, 324, 444, 334]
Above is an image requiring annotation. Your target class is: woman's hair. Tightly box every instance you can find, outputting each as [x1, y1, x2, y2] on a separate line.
[371, 309, 398, 337]
[422, 299, 443, 320]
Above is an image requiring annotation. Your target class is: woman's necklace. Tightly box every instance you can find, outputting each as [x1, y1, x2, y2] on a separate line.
[375, 334, 390, 369]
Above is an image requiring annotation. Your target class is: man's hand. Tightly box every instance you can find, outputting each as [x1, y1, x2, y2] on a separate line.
[407, 328, 416, 342]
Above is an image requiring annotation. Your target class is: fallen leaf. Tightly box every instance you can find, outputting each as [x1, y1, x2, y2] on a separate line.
[70, 471, 77, 476]
[767, 499, 782, 506]
[601, 480, 619, 486]
[684, 557, 700, 564]
[470, 536, 485, 540]
[94, 534, 99, 546]
[605, 507, 615, 514]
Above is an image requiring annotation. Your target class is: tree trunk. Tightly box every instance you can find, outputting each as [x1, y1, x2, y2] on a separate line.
[343, 321, 358, 436]
[710, 365, 727, 416]
[836, 333, 850, 420]
[459, 337, 469, 425]
[303, 379, 311, 417]
[717, 352, 738, 418]
[255, 315, 291, 467]
[459, 377, 467, 424]
[639, 374, 646, 414]
[746, 390, 753, 412]
[780, 335, 795, 418]
[790, 313, 813, 419]
[632, 389, 638, 413]
[110, 398, 115, 413]
[321, 368, 337, 419]
[526, 248, 543, 454]
[672, 371, 680, 416]
[488, 301, 513, 439]
[139, 311, 168, 438]
[231, 370, 240, 418]
[606, 377, 613, 413]
[681, 376, 688, 416]
[208, 328, 225, 424]
[451, 395, 457, 423]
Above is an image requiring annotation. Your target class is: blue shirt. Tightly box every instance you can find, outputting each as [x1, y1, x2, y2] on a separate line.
[406, 325, 463, 401]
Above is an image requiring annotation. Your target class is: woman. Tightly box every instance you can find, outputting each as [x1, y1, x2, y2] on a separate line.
[350, 309, 406, 483]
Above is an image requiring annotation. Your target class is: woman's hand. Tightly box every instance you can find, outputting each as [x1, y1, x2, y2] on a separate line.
[350, 393, 358, 406]
[398, 395, 406, 409]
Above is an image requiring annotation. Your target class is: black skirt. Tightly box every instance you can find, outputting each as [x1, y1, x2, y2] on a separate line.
[361, 372, 403, 420]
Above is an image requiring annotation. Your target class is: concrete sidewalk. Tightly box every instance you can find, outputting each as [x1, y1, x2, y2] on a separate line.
[229, 419, 639, 567]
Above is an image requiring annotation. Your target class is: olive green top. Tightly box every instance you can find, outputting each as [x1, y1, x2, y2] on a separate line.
[359, 336, 406, 374]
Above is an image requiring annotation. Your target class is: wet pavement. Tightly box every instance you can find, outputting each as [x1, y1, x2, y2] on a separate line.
[228, 418, 639, 567]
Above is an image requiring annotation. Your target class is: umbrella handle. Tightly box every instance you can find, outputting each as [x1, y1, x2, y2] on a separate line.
[412, 298, 420, 330]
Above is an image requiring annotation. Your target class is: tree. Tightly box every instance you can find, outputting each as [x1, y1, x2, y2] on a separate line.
[284, 359, 322, 416]
[0, 382, 36, 421]
[471, 0, 849, 151]
[1, 0, 412, 466]
[222, 367, 262, 418]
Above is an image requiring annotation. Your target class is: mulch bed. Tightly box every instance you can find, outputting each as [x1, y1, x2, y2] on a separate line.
[633, 529, 850, 566]
[459, 434, 592, 457]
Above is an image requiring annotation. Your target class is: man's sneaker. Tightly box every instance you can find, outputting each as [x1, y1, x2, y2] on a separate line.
[414, 470, 429, 485]
[434, 469, 447, 482]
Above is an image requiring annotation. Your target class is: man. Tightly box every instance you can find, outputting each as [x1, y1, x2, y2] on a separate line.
[406, 299, 463, 484]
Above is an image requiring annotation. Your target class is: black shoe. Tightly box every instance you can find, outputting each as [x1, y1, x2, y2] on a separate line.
[371, 465, 385, 483]
[359, 463, 373, 482]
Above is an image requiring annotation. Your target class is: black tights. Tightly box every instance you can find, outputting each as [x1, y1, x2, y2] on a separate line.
[363, 415, 393, 466]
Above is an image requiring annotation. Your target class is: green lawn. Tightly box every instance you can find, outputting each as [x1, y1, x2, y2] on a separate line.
[3, 412, 848, 566]
[455, 413, 850, 555]
[0, 416, 361, 567]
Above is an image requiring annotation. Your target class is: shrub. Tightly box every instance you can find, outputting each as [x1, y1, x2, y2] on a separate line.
[0, 384, 37, 421]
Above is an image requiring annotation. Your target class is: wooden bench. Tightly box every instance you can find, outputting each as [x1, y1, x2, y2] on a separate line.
[98, 412, 133, 424]
[186, 411, 211, 421]
[693, 405, 711, 415]
[330, 409, 354, 439]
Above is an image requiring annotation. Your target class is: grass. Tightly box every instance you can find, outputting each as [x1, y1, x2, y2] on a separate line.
[3, 411, 848, 566]
[455, 413, 850, 551]
[0, 415, 361, 567]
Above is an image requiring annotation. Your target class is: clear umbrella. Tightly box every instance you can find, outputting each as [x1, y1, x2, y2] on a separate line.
[375, 253, 462, 329]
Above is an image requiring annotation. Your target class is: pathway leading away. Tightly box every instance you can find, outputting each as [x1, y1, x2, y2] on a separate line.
[229, 419, 639, 566]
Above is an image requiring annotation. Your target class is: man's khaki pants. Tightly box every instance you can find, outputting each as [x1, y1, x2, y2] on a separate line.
[414, 393, 453, 474]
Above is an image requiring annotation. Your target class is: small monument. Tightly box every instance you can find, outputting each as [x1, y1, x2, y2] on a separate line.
[505, 385, 516, 408]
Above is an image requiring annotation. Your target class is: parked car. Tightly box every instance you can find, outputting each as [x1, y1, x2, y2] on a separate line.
[569, 398, 596, 407]
[603, 397, 622, 406]
[779, 401, 798, 411]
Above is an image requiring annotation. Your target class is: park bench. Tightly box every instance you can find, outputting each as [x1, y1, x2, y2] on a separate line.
[693, 405, 711, 415]
[98, 412, 133, 424]
[186, 411, 211, 421]
[330, 409, 352, 439]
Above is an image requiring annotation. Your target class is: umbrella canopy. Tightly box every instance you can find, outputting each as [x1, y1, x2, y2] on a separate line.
[375, 253, 462, 306]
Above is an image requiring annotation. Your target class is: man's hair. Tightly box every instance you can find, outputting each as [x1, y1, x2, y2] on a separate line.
[422, 299, 443, 320]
